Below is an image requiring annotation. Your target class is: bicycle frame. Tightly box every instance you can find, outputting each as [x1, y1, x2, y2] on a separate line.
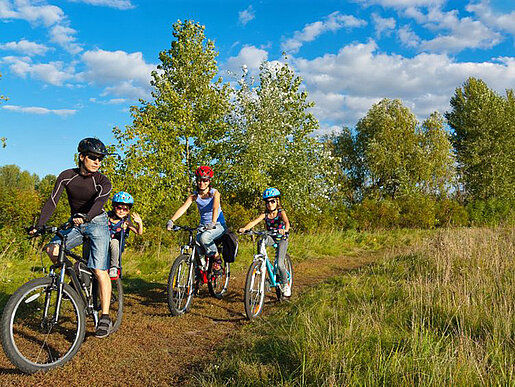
[254, 234, 282, 289]
[43, 227, 100, 326]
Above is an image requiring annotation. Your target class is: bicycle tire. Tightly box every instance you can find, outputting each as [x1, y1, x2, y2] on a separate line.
[0, 277, 86, 374]
[208, 260, 230, 299]
[167, 254, 195, 316]
[244, 260, 266, 320]
[276, 254, 294, 301]
[109, 278, 123, 333]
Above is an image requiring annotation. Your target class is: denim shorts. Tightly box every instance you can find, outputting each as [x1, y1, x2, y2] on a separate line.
[49, 212, 110, 271]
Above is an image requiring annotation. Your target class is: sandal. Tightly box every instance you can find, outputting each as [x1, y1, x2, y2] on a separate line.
[95, 314, 112, 338]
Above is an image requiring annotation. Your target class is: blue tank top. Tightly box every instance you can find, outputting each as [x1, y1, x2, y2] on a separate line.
[196, 188, 226, 226]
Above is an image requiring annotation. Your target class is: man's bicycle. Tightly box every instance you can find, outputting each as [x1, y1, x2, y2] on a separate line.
[241, 230, 293, 320]
[167, 225, 230, 316]
[0, 220, 123, 374]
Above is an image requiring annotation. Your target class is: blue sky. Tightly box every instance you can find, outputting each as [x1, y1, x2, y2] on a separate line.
[1, 0, 514, 178]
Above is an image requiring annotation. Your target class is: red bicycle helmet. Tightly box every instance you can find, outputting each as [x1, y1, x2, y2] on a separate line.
[195, 166, 214, 179]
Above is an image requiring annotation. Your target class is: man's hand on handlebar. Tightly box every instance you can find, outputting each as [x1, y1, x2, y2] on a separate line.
[26, 226, 39, 236]
[72, 213, 87, 226]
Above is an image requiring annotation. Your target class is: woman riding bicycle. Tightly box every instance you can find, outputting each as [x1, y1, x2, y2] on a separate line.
[239, 187, 291, 296]
[166, 166, 227, 274]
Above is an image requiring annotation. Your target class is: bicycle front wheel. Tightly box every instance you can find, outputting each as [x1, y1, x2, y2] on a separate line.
[244, 260, 266, 320]
[167, 254, 195, 316]
[0, 277, 86, 374]
[208, 260, 230, 299]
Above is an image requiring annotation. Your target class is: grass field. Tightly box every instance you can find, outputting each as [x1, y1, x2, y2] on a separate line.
[197, 227, 514, 386]
[0, 228, 420, 310]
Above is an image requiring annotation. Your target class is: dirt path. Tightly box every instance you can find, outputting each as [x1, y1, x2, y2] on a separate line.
[0, 252, 379, 386]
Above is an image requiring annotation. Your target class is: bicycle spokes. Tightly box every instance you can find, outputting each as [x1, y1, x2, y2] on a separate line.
[4, 280, 84, 370]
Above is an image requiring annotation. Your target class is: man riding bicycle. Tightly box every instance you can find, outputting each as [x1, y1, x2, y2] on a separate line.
[29, 137, 113, 338]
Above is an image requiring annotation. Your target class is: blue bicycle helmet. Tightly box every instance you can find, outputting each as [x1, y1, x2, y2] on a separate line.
[262, 187, 281, 200]
[112, 191, 134, 207]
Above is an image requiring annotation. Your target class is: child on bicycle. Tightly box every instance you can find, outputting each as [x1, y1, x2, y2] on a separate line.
[166, 166, 227, 274]
[108, 191, 143, 278]
[238, 187, 291, 296]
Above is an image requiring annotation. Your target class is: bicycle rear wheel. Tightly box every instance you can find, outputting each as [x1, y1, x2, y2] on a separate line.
[0, 277, 86, 374]
[109, 278, 123, 333]
[276, 254, 294, 301]
[167, 254, 195, 316]
[244, 260, 266, 320]
[208, 260, 230, 299]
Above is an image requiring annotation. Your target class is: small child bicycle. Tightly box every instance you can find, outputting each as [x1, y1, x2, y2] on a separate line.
[241, 230, 293, 320]
[167, 225, 230, 316]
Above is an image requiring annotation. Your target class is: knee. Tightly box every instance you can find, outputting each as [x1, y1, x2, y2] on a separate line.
[93, 268, 107, 279]
[199, 233, 211, 245]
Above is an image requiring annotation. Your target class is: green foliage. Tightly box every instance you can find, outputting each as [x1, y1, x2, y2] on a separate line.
[110, 20, 231, 219]
[434, 198, 469, 227]
[446, 77, 515, 201]
[467, 198, 515, 226]
[0, 165, 41, 229]
[351, 198, 400, 230]
[332, 99, 454, 201]
[220, 60, 336, 216]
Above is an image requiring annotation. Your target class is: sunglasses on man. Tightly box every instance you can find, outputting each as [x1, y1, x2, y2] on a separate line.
[86, 154, 104, 162]
[266, 199, 277, 204]
[114, 205, 130, 212]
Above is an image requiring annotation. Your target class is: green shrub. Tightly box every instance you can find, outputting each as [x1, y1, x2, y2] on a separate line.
[467, 198, 515, 226]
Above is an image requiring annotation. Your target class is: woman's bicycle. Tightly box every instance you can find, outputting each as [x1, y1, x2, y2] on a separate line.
[0, 219, 123, 374]
[241, 230, 293, 320]
[167, 225, 230, 316]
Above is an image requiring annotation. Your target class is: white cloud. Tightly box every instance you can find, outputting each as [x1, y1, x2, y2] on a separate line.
[0, 0, 64, 26]
[292, 40, 515, 128]
[355, 0, 445, 9]
[0, 39, 50, 56]
[49, 24, 82, 54]
[2, 104, 76, 116]
[90, 97, 127, 104]
[225, 45, 268, 75]
[372, 13, 396, 38]
[398, 25, 421, 47]
[4, 56, 75, 85]
[357, 1, 507, 53]
[281, 12, 367, 54]
[80, 49, 156, 98]
[67, 0, 135, 10]
[238, 5, 255, 26]
[418, 9, 503, 52]
[467, 1, 515, 35]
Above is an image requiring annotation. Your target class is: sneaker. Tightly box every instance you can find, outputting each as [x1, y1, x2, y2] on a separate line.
[95, 314, 112, 338]
[109, 267, 118, 279]
[282, 283, 291, 297]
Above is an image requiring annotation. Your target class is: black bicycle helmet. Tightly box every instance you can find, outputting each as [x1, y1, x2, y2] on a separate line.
[78, 138, 108, 156]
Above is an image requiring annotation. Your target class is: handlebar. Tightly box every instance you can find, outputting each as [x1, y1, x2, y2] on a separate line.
[25, 213, 87, 237]
[239, 229, 288, 238]
[170, 225, 207, 233]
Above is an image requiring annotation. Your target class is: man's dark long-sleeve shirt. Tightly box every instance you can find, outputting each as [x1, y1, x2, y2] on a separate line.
[37, 168, 112, 227]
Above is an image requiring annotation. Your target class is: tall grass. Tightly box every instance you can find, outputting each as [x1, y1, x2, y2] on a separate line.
[199, 227, 515, 386]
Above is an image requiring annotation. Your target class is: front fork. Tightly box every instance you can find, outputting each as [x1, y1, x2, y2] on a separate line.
[42, 262, 66, 327]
